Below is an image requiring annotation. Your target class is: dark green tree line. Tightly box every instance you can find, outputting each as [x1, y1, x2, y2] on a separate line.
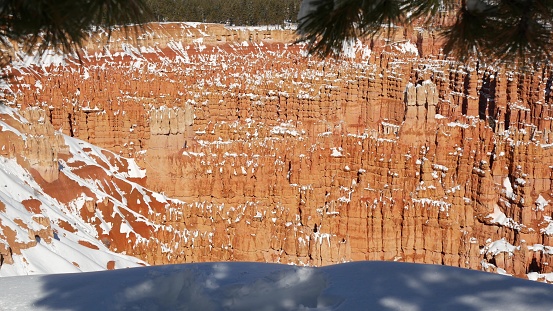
[144, 0, 301, 26]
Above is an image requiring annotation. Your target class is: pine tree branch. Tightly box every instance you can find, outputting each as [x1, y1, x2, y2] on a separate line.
[0, 0, 151, 60]
[296, 0, 553, 64]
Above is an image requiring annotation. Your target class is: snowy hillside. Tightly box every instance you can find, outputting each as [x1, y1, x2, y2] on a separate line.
[0, 105, 188, 275]
[0, 146, 147, 274]
[1, 261, 553, 311]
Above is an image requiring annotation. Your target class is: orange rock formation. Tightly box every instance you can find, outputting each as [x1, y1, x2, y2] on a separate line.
[3, 22, 553, 281]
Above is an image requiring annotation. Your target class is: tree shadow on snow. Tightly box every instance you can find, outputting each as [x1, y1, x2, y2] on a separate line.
[30, 261, 553, 311]
[321, 261, 553, 311]
[33, 262, 341, 311]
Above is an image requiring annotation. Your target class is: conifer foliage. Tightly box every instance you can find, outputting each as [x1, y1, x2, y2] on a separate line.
[0, 0, 151, 65]
[296, 0, 553, 63]
[2, 0, 547, 65]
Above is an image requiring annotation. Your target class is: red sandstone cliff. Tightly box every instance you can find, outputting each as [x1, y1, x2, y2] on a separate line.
[2, 22, 553, 281]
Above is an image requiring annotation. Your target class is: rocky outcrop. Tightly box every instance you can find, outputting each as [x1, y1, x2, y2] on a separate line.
[3, 22, 553, 281]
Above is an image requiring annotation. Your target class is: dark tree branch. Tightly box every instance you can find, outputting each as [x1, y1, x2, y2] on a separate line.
[0, 0, 152, 62]
[296, 0, 553, 64]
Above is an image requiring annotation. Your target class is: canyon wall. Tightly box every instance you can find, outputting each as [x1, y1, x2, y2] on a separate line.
[4, 22, 553, 281]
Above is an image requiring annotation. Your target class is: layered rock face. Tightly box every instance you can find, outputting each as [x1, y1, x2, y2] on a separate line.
[4, 22, 553, 281]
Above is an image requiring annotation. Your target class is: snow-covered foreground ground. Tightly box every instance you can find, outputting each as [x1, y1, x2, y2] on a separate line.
[1, 261, 552, 311]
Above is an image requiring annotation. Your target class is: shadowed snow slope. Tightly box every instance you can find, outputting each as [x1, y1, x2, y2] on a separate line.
[0, 261, 552, 311]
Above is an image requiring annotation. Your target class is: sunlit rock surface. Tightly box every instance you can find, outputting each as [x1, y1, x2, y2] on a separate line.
[2, 22, 553, 282]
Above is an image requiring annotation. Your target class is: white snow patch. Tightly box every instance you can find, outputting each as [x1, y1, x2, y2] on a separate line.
[330, 148, 343, 157]
[536, 195, 548, 211]
[482, 238, 519, 256]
